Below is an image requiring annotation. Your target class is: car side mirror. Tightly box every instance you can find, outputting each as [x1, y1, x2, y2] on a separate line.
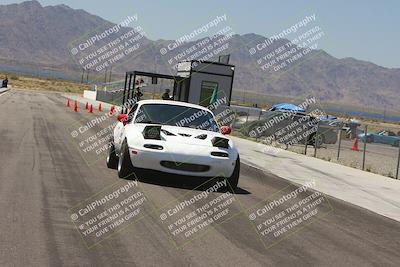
[220, 126, 231, 135]
[117, 114, 128, 126]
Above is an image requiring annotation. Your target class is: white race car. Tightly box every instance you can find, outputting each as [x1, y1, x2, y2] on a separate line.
[106, 100, 240, 190]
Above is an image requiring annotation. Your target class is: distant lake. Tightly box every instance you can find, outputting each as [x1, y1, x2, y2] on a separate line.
[324, 107, 400, 123]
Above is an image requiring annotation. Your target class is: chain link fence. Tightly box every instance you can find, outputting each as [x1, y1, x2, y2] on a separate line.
[230, 106, 400, 179]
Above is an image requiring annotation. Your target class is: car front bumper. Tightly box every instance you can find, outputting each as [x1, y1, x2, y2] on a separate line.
[128, 144, 237, 178]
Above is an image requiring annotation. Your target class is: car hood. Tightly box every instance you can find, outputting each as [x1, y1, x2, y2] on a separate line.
[131, 124, 233, 147]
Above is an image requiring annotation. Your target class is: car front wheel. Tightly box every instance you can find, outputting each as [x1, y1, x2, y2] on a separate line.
[106, 137, 118, 169]
[226, 156, 240, 192]
[117, 139, 136, 179]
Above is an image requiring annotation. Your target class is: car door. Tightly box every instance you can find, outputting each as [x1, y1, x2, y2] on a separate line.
[374, 131, 385, 144]
[387, 135, 399, 146]
[380, 131, 391, 145]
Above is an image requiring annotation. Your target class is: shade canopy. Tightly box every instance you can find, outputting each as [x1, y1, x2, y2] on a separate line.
[269, 103, 305, 113]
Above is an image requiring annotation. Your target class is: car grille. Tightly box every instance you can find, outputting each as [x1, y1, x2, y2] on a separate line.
[160, 161, 210, 172]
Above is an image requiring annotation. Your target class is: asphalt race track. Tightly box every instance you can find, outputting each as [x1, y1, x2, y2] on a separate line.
[0, 89, 400, 266]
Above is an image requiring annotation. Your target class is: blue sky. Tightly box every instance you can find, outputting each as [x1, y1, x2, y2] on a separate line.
[3, 0, 400, 68]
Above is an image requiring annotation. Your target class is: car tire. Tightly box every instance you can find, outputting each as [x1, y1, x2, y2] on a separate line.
[366, 136, 374, 143]
[393, 140, 399, 147]
[106, 137, 118, 169]
[117, 139, 135, 179]
[226, 156, 240, 192]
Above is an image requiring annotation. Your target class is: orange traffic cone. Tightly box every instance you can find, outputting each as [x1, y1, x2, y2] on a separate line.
[88, 104, 93, 113]
[351, 137, 359, 151]
[109, 105, 115, 115]
[98, 103, 102, 112]
[73, 100, 78, 112]
[66, 99, 70, 107]
[85, 102, 89, 110]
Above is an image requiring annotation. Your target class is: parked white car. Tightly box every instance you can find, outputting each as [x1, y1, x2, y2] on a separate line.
[106, 100, 240, 190]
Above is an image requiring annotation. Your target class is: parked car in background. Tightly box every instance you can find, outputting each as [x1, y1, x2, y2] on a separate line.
[240, 109, 339, 148]
[318, 119, 341, 145]
[358, 130, 400, 147]
[0, 77, 8, 88]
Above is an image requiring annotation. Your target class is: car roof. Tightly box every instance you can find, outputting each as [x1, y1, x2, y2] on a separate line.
[137, 99, 211, 112]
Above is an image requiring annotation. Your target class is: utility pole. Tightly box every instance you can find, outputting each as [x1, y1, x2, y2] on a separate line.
[383, 105, 387, 121]
[81, 69, 85, 83]
[108, 67, 112, 83]
[396, 145, 400, 179]
[104, 68, 108, 83]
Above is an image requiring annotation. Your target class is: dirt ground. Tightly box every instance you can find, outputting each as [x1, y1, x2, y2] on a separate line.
[0, 72, 90, 94]
[296, 140, 400, 178]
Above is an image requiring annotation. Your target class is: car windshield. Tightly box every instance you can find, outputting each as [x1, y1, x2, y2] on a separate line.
[135, 103, 219, 132]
